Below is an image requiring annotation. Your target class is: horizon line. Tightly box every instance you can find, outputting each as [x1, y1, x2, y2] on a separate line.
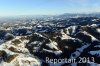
[0, 12, 100, 17]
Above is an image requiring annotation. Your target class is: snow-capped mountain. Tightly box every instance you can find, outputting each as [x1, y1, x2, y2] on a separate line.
[0, 24, 100, 66]
[26, 24, 100, 66]
[0, 16, 100, 66]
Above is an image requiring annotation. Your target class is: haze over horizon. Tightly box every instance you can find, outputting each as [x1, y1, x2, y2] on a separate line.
[0, 0, 100, 16]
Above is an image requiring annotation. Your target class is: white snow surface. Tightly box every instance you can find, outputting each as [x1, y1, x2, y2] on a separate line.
[83, 31, 98, 42]
[0, 36, 41, 66]
[89, 50, 100, 57]
[97, 28, 100, 33]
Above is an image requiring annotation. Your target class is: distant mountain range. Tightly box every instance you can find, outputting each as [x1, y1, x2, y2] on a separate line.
[1, 12, 100, 18]
[0, 12, 100, 23]
[55, 12, 100, 18]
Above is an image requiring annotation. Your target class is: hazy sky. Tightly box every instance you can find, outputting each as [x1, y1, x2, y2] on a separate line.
[0, 0, 100, 16]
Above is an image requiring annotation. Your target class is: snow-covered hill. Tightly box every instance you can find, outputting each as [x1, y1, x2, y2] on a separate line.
[0, 36, 41, 66]
[25, 24, 100, 66]
[0, 22, 100, 66]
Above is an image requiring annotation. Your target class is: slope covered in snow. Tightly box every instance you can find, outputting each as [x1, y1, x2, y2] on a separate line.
[0, 36, 41, 66]
[0, 17, 100, 66]
[25, 24, 100, 66]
